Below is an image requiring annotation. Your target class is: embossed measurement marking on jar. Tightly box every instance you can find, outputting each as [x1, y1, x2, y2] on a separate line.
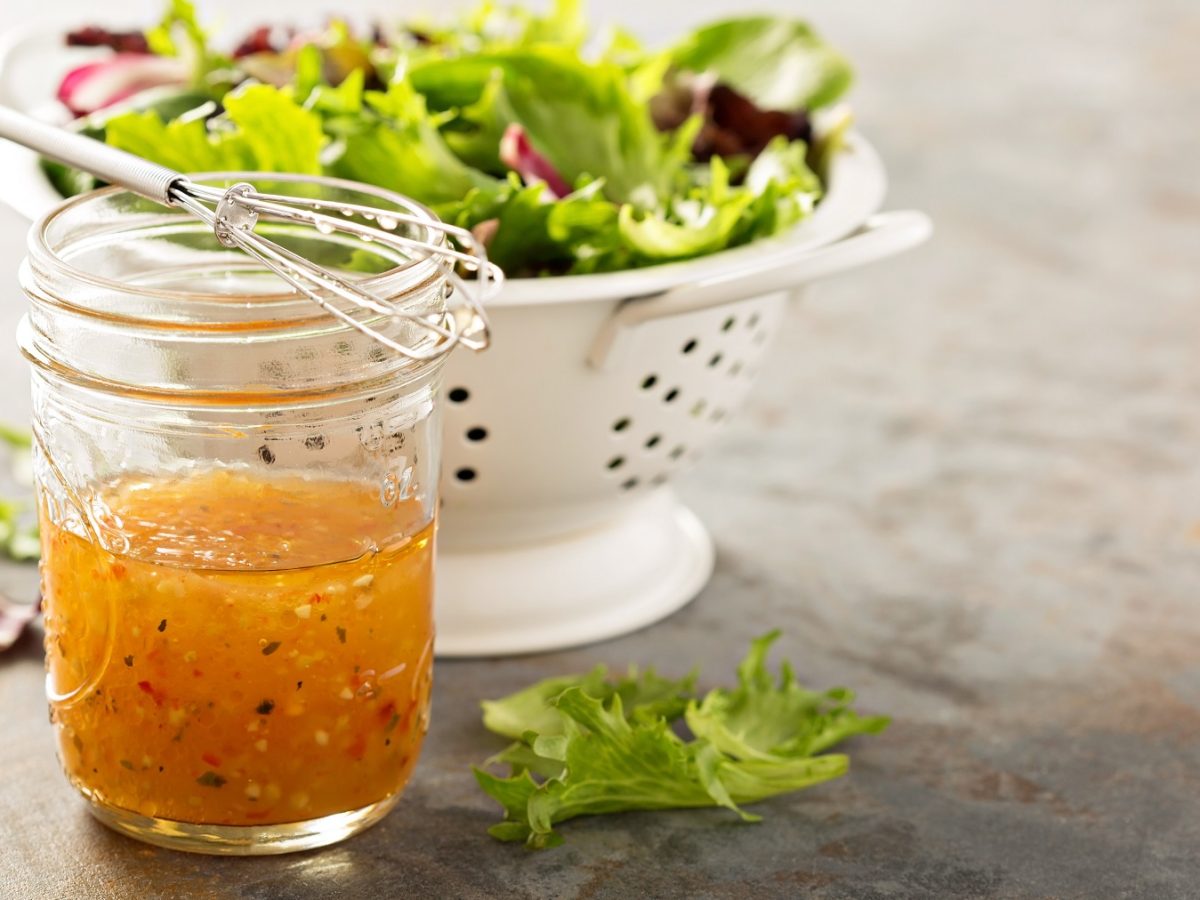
[380, 465, 417, 507]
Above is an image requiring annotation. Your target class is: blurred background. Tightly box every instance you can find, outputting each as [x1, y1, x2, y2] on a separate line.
[1, 0, 1197, 894]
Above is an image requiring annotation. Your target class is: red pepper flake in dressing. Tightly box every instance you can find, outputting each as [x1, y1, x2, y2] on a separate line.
[137, 680, 166, 706]
[110, 563, 126, 579]
[201, 752, 222, 768]
[262, 641, 281, 656]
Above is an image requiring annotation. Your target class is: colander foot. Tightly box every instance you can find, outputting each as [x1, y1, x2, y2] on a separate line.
[433, 490, 714, 657]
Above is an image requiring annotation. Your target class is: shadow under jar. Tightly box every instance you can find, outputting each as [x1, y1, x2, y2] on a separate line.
[18, 174, 452, 855]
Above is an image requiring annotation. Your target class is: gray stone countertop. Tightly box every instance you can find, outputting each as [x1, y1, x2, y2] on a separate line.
[1, 1, 1198, 897]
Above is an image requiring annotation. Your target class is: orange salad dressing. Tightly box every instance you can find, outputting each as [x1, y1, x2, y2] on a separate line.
[40, 469, 433, 826]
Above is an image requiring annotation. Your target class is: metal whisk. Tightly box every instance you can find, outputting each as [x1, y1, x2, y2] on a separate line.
[0, 105, 497, 361]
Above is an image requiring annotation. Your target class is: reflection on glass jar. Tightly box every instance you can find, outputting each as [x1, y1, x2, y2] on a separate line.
[20, 175, 450, 855]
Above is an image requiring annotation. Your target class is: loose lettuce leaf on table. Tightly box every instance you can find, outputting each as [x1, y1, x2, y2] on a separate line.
[685, 630, 889, 762]
[481, 662, 697, 740]
[671, 16, 853, 111]
[475, 632, 887, 849]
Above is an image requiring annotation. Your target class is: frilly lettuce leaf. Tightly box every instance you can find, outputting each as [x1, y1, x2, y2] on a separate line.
[685, 630, 889, 762]
[103, 83, 324, 174]
[671, 16, 853, 111]
[332, 81, 499, 205]
[475, 631, 887, 849]
[482, 660, 697, 741]
[145, 0, 232, 95]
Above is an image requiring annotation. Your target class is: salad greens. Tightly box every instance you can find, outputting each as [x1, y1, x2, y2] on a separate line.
[0, 426, 37, 563]
[671, 17, 853, 112]
[52, 0, 853, 276]
[475, 631, 888, 848]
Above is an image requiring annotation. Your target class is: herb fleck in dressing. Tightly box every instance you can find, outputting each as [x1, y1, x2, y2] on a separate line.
[41, 469, 434, 827]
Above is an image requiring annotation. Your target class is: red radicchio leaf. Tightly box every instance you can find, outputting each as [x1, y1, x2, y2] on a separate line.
[0, 593, 38, 653]
[651, 73, 812, 165]
[66, 27, 150, 55]
[499, 124, 570, 199]
[232, 25, 298, 58]
[56, 53, 190, 117]
[692, 83, 812, 162]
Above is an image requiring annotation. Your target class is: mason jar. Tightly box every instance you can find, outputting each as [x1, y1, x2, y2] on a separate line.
[19, 174, 453, 855]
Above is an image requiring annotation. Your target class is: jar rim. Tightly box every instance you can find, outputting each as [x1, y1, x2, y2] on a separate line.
[29, 171, 446, 307]
[21, 173, 455, 403]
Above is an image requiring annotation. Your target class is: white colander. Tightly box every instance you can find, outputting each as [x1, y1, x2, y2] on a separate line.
[0, 27, 930, 656]
[435, 133, 931, 655]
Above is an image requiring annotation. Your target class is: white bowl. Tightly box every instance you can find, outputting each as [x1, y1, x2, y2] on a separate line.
[0, 28, 931, 656]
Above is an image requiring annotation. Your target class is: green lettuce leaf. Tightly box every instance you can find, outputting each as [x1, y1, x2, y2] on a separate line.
[671, 16, 853, 110]
[475, 632, 886, 849]
[333, 81, 498, 206]
[434, 0, 587, 53]
[617, 192, 753, 261]
[439, 73, 519, 175]
[145, 0, 231, 94]
[104, 84, 324, 175]
[685, 630, 889, 762]
[476, 687, 851, 849]
[0, 426, 37, 562]
[481, 661, 697, 740]
[410, 48, 669, 203]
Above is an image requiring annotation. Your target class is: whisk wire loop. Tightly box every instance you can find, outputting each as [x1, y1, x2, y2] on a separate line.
[173, 179, 497, 361]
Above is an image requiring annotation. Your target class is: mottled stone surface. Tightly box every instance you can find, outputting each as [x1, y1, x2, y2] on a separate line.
[2, 1, 1199, 898]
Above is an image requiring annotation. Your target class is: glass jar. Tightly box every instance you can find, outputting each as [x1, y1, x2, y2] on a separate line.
[19, 175, 451, 855]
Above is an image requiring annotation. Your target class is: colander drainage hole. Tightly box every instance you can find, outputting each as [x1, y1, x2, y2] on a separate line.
[663, 388, 681, 403]
[641, 374, 658, 390]
[466, 426, 488, 442]
[645, 434, 662, 449]
[690, 400, 707, 418]
[620, 477, 639, 491]
[448, 386, 470, 403]
[729, 361, 744, 378]
[681, 338, 698, 354]
[748, 313, 760, 328]
[607, 456, 626, 470]
[721, 316, 736, 332]
[668, 445, 686, 460]
[650, 473, 668, 486]
[612, 417, 632, 432]
[708, 353, 723, 368]
[455, 467, 477, 482]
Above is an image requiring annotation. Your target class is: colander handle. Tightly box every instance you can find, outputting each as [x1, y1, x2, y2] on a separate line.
[587, 209, 932, 369]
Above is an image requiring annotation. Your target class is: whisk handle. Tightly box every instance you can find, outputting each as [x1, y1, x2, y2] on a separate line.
[0, 105, 182, 205]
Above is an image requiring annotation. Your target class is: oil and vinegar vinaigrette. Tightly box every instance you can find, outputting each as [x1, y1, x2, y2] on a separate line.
[41, 470, 433, 835]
